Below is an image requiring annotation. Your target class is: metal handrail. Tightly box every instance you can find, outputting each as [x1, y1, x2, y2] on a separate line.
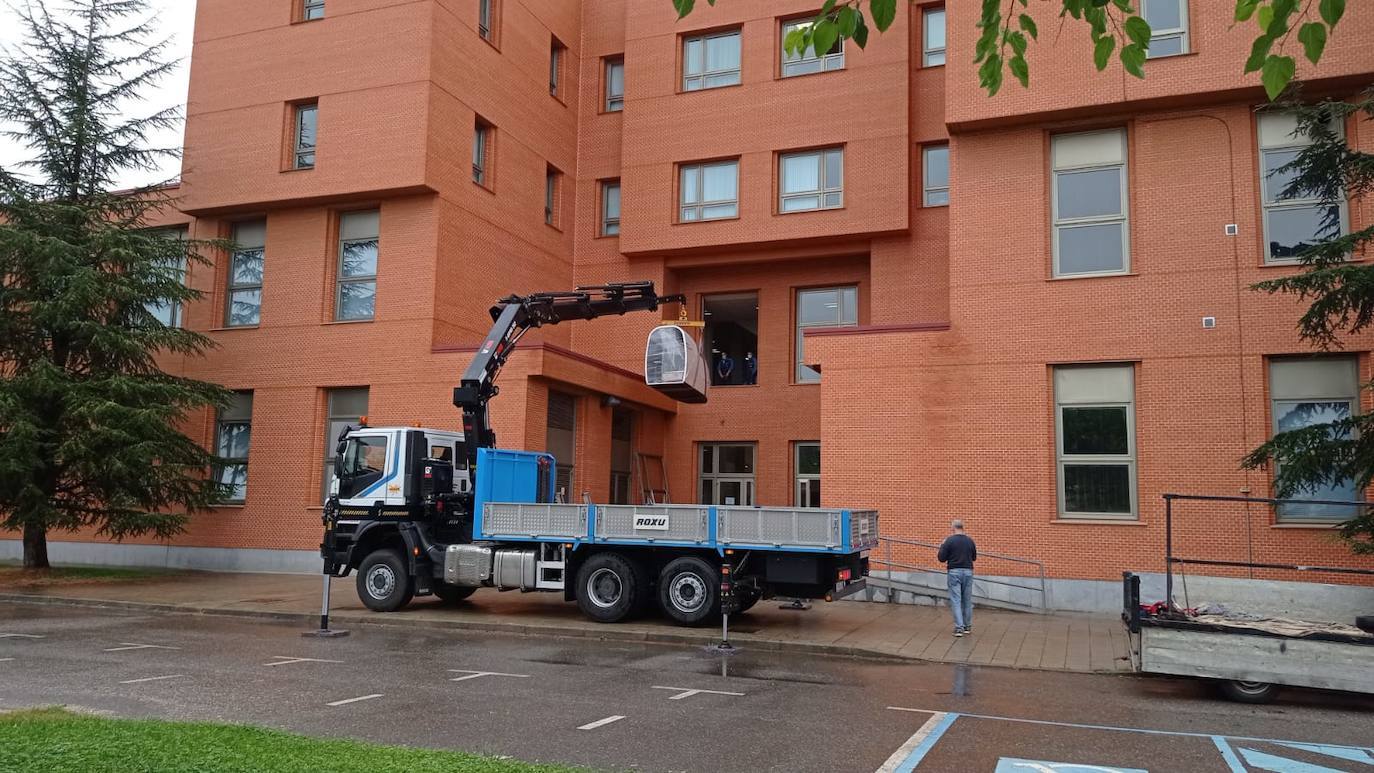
[877, 536, 1048, 569]
[871, 535, 1049, 611]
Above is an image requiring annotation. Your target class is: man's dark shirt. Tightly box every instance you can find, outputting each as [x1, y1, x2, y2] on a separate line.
[937, 533, 977, 569]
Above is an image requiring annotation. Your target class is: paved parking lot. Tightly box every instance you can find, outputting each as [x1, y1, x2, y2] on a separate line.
[2, 603, 1370, 772]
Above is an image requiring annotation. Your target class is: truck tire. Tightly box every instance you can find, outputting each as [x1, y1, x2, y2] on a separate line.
[357, 548, 414, 612]
[575, 552, 643, 623]
[432, 581, 478, 605]
[1356, 615, 1374, 634]
[1217, 680, 1281, 704]
[658, 556, 719, 626]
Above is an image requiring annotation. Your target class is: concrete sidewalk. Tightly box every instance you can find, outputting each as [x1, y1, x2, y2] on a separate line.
[0, 571, 1133, 673]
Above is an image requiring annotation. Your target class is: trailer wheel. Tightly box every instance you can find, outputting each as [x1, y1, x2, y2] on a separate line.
[658, 556, 719, 626]
[357, 548, 414, 612]
[575, 552, 643, 623]
[1217, 680, 1280, 704]
[432, 581, 478, 605]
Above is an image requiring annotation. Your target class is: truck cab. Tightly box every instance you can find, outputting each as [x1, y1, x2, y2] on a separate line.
[329, 426, 469, 510]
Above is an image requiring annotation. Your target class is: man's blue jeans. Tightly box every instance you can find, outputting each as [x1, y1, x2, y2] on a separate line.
[947, 568, 974, 630]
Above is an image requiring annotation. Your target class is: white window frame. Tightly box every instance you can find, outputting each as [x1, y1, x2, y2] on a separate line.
[795, 286, 858, 383]
[1270, 357, 1361, 522]
[601, 180, 621, 236]
[226, 220, 265, 328]
[335, 211, 378, 322]
[779, 147, 844, 213]
[794, 441, 820, 508]
[302, 0, 324, 21]
[922, 7, 946, 66]
[923, 143, 949, 207]
[293, 103, 317, 169]
[216, 392, 253, 504]
[1051, 129, 1130, 278]
[1054, 365, 1137, 520]
[682, 30, 742, 91]
[680, 160, 739, 222]
[781, 18, 844, 77]
[1258, 111, 1349, 265]
[605, 57, 624, 111]
[1141, 0, 1188, 58]
[699, 443, 756, 506]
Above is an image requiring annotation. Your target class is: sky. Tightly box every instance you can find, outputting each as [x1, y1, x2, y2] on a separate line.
[0, 0, 198, 190]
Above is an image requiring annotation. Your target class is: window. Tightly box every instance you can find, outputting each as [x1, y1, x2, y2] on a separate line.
[779, 148, 843, 212]
[605, 57, 625, 111]
[781, 18, 843, 77]
[323, 387, 368, 503]
[795, 442, 820, 508]
[1258, 111, 1348, 264]
[1141, 0, 1188, 57]
[680, 160, 738, 221]
[699, 443, 755, 506]
[293, 102, 317, 169]
[1055, 365, 1136, 519]
[922, 7, 946, 66]
[336, 210, 378, 321]
[601, 180, 621, 236]
[473, 117, 492, 186]
[923, 144, 950, 207]
[145, 227, 187, 327]
[683, 30, 741, 91]
[216, 392, 253, 503]
[302, 0, 324, 21]
[226, 220, 265, 327]
[549, 37, 565, 97]
[1052, 129, 1129, 277]
[545, 166, 562, 227]
[478, 0, 496, 43]
[796, 286, 857, 382]
[704, 292, 759, 386]
[1270, 357, 1361, 522]
[337, 435, 390, 500]
[547, 390, 577, 502]
[610, 407, 634, 505]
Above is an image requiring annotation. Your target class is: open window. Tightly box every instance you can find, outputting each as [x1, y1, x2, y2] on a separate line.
[703, 293, 758, 386]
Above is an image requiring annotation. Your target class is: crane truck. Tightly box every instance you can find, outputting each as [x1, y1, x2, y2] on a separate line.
[320, 282, 877, 625]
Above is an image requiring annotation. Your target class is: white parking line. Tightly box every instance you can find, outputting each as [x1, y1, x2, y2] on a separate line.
[0, 658, 13, 663]
[119, 674, 186, 684]
[104, 643, 181, 652]
[447, 669, 531, 682]
[577, 715, 626, 731]
[651, 686, 745, 701]
[263, 656, 344, 667]
[877, 711, 956, 773]
[0, 634, 44, 639]
[326, 694, 384, 707]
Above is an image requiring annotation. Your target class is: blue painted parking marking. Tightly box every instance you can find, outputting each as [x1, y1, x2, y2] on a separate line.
[1274, 743, 1374, 766]
[875, 711, 959, 773]
[1237, 747, 1350, 772]
[995, 759, 1147, 773]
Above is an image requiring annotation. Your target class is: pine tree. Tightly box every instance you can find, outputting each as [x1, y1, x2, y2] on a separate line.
[0, 0, 230, 570]
[1244, 88, 1374, 555]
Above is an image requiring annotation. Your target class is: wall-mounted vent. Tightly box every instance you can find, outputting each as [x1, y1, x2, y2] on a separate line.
[1225, 224, 1239, 236]
[1202, 317, 1217, 329]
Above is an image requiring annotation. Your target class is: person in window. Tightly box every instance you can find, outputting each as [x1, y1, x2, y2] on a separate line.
[716, 352, 735, 384]
[744, 351, 757, 385]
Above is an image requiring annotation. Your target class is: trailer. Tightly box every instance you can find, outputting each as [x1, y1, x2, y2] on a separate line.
[319, 283, 876, 625]
[1122, 572, 1374, 703]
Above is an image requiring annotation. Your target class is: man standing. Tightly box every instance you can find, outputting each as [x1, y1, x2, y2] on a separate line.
[937, 520, 977, 637]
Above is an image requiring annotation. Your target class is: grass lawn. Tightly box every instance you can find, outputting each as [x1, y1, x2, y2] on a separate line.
[0, 708, 583, 772]
[0, 563, 181, 588]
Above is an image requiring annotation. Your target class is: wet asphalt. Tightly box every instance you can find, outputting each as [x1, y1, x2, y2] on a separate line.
[0, 602, 1370, 772]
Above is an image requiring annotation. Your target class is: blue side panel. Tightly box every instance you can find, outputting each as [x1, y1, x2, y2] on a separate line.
[840, 510, 852, 553]
[472, 448, 555, 542]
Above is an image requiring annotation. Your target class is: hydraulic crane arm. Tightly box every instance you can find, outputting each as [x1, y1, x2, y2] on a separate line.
[452, 281, 685, 485]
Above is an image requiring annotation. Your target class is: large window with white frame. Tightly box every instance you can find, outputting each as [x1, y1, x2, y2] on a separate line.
[795, 442, 820, 508]
[923, 144, 949, 207]
[292, 102, 317, 169]
[1141, 0, 1188, 57]
[683, 30, 741, 91]
[301, 0, 324, 21]
[1052, 129, 1129, 277]
[699, 443, 755, 506]
[601, 180, 621, 236]
[145, 226, 187, 327]
[226, 220, 265, 327]
[336, 210, 378, 321]
[473, 117, 493, 186]
[922, 7, 946, 66]
[779, 147, 843, 213]
[216, 391, 253, 503]
[1269, 357, 1361, 522]
[781, 18, 844, 77]
[605, 57, 624, 111]
[796, 286, 858, 383]
[680, 160, 738, 221]
[1258, 111, 1348, 264]
[1054, 364, 1137, 519]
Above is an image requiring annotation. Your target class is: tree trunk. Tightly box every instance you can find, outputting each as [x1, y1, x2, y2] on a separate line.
[22, 522, 49, 570]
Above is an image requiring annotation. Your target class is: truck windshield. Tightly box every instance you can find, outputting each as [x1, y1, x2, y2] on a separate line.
[339, 436, 389, 499]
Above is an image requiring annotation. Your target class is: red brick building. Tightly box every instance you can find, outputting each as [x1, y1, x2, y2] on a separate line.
[10, 0, 1374, 610]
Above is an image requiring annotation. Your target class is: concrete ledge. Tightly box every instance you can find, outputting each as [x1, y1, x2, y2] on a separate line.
[0, 540, 319, 574]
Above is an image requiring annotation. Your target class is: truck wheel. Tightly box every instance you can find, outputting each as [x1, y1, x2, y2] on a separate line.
[1217, 680, 1280, 704]
[356, 549, 414, 612]
[658, 556, 719, 626]
[575, 552, 643, 623]
[432, 581, 478, 604]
